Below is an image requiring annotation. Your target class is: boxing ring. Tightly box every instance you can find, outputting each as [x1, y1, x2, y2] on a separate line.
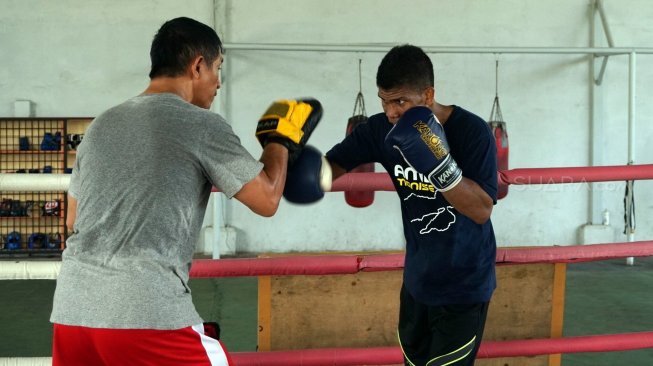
[1, 163, 653, 365]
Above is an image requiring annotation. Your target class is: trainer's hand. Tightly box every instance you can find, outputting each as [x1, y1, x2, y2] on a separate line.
[283, 145, 332, 204]
[384, 106, 462, 192]
[256, 98, 322, 165]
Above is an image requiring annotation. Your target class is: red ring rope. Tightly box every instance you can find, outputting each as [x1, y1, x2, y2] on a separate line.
[228, 331, 653, 365]
[189, 241, 653, 278]
[500, 164, 653, 185]
[210, 164, 653, 192]
[190, 254, 360, 277]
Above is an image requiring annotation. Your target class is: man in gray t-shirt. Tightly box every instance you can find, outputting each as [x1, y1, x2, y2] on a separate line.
[50, 17, 317, 366]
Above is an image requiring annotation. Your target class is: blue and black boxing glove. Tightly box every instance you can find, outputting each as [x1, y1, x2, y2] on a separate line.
[283, 145, 332, 204]
[385, 106, 462, 192]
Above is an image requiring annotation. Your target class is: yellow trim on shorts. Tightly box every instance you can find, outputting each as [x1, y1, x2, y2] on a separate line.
[397, 328, 417, 366]
[425, 335, 476, 366]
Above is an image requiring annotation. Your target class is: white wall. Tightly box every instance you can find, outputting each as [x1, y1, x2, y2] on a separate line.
[1, 0, 651, 253]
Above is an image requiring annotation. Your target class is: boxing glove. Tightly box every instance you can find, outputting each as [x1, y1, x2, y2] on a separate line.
[283, 145, 332, 204]
[385, 106, 462, 192]
[256, 98, 323, 165]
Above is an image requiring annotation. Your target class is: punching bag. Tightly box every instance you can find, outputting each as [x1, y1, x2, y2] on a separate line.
[345, 90, 375, 208]
[488, 60, 509, 200]
[488, 95, 509, 200]
[489, 119, 509, 200]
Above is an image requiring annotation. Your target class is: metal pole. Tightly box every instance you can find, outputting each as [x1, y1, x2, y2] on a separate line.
[212, 0, 230, 259]
[589, 0, 603, 226]
[626, 52, 637, 266]
[222, 43, 653, 55]
[628, 52, 636, 170]
[594, 0, 614, 85]
[597, 0, 615, 47]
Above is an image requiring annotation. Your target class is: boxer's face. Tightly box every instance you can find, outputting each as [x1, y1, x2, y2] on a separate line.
[378, 85, 434, 124]
[191, 54, 223, 109]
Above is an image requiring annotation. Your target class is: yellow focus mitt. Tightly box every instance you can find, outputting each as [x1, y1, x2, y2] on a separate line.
[256, 98, 322, 164]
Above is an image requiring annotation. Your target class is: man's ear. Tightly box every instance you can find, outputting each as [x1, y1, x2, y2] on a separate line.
[189, 55, 205, 79]
[423, 86, 435, 105]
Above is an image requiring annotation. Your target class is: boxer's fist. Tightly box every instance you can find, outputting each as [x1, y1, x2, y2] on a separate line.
[385, 106, 462, 192]
[256, 98, 322, 165]
[283, 145, 332, 204]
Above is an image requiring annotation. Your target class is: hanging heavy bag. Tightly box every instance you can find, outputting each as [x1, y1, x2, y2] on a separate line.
[344, 74, 375, 208]
[488, 61, 509, 200]
[490, 119, 509, 200]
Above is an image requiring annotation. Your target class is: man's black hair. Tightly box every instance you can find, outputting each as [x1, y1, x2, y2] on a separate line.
[376, 44, 434, 91]
[149, 17, 223, 79]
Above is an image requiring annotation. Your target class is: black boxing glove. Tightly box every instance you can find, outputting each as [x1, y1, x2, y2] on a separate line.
[283, 145, 332, 204]
[385, 106, 462, 192]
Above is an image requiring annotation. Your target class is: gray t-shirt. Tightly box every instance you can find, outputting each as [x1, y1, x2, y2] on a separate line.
[50, 93, 263, 329]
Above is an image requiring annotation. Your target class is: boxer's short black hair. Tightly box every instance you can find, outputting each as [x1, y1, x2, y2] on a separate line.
[149, 17, 224, 79]
[376, 44, 434, 91]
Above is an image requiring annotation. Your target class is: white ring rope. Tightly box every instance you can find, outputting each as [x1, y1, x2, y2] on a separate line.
[0, 261, 62, 280]
[0, 358, 51, 366]
[0, 174, 70, 192]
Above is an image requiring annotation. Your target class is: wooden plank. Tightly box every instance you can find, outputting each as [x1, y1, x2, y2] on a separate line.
[548, 263, 567, 366]
[477, 264, 554, 366]
[257, 275, 272, 351]
[269, 271, 402, 350]
[258, 256, 564, 366]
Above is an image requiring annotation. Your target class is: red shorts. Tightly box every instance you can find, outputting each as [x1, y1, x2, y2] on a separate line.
[52, 323, 233, 366]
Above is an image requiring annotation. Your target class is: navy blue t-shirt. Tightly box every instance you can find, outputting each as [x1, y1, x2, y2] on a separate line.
[327, 106, 498, 306]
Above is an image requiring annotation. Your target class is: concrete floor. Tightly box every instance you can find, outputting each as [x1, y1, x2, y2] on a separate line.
[1, 257, 653, 365]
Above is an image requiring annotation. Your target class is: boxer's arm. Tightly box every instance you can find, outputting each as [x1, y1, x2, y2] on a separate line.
[326, 115, 383, 182]
[236, 98, 323, 215]
[234, 143, 288, 217]
[385, 106, 491, 224]
[329, 154, 491, 223]
[328, 160, 347, 181]
[441, 178, 493, 224]
[66, 194, 77, 232]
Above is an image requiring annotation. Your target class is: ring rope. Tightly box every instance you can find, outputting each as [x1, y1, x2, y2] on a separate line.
[1, 164, 652, 192]
[4, 331, 653, 366]
[233, 330, 653, 365]
[2, 241, 652, 280]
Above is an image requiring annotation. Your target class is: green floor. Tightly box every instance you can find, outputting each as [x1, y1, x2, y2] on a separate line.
[560, 257, 653, 365]
[1, 257, 653, 365]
